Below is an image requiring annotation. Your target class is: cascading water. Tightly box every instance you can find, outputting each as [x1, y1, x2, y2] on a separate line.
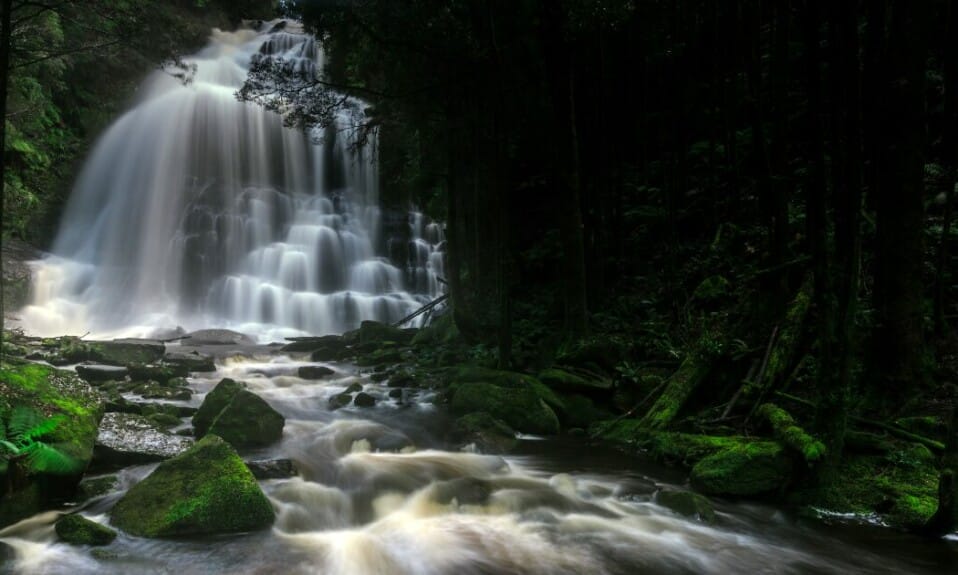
[17, 21, 444, 341]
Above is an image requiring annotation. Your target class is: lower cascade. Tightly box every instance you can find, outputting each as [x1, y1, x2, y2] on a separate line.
[16, 21, 444, 341]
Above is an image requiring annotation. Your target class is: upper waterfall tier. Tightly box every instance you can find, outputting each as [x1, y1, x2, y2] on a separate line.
[18, 21, 444, 341]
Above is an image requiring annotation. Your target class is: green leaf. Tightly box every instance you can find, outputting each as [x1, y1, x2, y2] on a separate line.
[20, 442, 82, 474]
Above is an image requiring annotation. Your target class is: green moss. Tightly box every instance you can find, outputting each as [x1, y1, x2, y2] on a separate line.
[539, 368, 612, 395]
[451, 382, 559, 435]
[192, 378, 243, 436]
[206, 390, 285, 448]
[690, 441, 792, 496]
[638, 354, 710, 430]
[792, 443, 940, 529]
[452, 367, 565, 412]
[55, 514, 117, 546]
[453, 412, 518, 453]
[756, 403, 826, 464]
[110, 435, 274, 537]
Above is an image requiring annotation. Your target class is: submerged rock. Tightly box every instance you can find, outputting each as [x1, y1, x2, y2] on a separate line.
[353, 391, 377, 407]
[298, 365, 335, 379]
[207, 390, 285, 448]
[111, 435, 275, 537]
[94, 412, 194, 468]
[246, 458, 297, 479]
[76, 475, 120, 502]
[453, 412, 518, 453]
[655, 489, 717, 523]
[55, 514, 117, 546]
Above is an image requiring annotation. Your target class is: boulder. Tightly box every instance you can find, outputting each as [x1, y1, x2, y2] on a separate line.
[329, 393, 352, 409]
[132, 380, 192, 401]
[206, 390, 285, 448]
[246, 458, 297, 479]
[690, 441, 792, 497]
[309, 339, 350, 362]
[55, 514, 117, 546]
[76, 364, 128, 383]
[110, 435, 274, 537]
[353, 392, 377, 407]
[451, 382, 560, 435]
[76, 475, 119, 502]
[357, 320, 412, 345]
[298, 365, 335, 379]
[655, 489, 716, 523]
[94, 412, 194, 468]
[162, 351, 216, 372]
[281, 335, 345, 353]
[192, 378, 244, 436]
[88, 340, 166, 366]
[453, 412, 518, 453]
[184, 329, 255, 346]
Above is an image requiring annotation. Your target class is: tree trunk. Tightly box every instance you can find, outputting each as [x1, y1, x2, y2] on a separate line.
[0, 0, 14, 359]
[872, 0, 928, 393]
[926, 407, 958, 535]
[935, 1, 958, 336]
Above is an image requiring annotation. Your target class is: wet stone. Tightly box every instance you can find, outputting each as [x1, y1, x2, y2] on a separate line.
[94, 412, 194, 468]
[298, 365, 335, 379]
[76, 364, 128, 383]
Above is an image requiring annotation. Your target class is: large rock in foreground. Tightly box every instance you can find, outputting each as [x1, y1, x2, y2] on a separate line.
[110, 435, 275, 537]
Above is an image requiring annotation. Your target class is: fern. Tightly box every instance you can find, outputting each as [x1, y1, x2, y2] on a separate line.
[19, 442, 82, 474]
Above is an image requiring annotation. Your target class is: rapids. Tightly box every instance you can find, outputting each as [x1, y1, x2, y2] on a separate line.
[0, 348, 953, 575]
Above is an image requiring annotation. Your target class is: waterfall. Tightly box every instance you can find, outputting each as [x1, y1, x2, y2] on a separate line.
[17, 21, 445, 341]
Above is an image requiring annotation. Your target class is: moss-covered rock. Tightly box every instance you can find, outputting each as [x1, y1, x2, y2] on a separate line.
[656, 489, 716, 523]
[329, 393, 353, 409]
[590, 420, 743, 467]
[162, 351, 216, 373]
[452, 367, 565, 414]
[75, 365, 128, 383]
[206, 390, 284, 448]
[76, 475, 119, 502]
[298, 365, 335, 379]
[792, 441, 940, 529]
[452, 412, 518, 453]
[0, 362, 103, 526]
[192, 378, 244, 436]
[411, 314, 460, 346]
[87, 340, 166, 366]
[451, 382, 559, 435]
[358, 320, 412, 345]
[690, 441, 792, 497]
[110, 435, 274, 538]
[353, 392, 377, 407]
[55, 514, 117, 546]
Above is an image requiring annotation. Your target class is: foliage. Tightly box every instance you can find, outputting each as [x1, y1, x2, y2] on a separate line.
[0, 406, 82, 476]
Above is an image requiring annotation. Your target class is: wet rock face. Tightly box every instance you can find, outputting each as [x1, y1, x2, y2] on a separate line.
[655, 489, 717, 523]
[110, 435, 275, 538]
[94, 412, 194, 468]
[206, 390, 285, 448]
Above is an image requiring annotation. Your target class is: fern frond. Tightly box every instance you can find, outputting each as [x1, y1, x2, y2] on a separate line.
[0, 439, 19, 455]
[20, 442, 83, 475]
[7, 408, 62, 445]
[7, 407, 43, 442]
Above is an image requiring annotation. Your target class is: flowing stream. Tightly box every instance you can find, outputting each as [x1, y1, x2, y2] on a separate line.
[0, 347, 954, 575]
[4, 20, 956, 575]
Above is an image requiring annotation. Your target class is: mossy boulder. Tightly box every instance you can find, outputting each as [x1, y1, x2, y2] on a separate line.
[451, 382, 559, 435]
[206, 390, 285, 448]
[358, 320, 411, 346]
[690, 441, 792, 497]
[0, 362, 103, 526]
[192, 379, 244, 436]
[55, 514, 117, 546]
[411, 314, 460, 346]
[353, 392, 377, 407]
[452, 367, 565, 414]
[76, 475, 119, 502]
[453, 412, 518, 453]
[88, 340, 166, 366]
[298, 365, 335, 379]
[75, 365, 128, 383]
[656, 489, 716, 523]
[110, 435, 274, 538]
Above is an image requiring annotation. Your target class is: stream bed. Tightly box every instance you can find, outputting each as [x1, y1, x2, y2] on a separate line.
[1, 346, 956, 575]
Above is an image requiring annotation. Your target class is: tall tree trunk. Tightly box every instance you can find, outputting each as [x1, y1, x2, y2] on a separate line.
[872, 0, 929, 394]
[0, 0, 14, 360]
[935, 1, 958, 336]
